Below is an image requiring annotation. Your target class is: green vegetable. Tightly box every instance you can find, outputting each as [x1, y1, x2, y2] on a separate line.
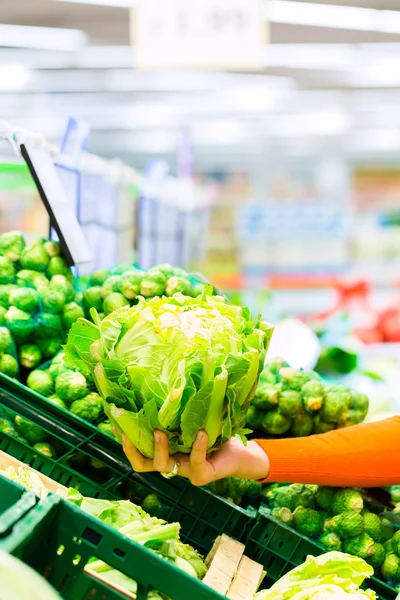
[366, 543, 385, 568]
[0, 284, 17, 307]
[316, 346, 358, 376]
[39, 289, 65, 314]
[14, 416, 48, 444]
[349, 391, 369, 420]
[62, 302, 85, 329]
[363, 513, 382, 542]
[380, 517, 394, 542]
[245, 405, 262, 430]
[16, 270, 47, 291]
[252, 383, 279, 410]
[65, 293, 272, 457]
[313, 416, 336, 434]
[49, 275, 75, 302]
[319, 387, 351, 424]
[319, 532, 342, 552]
[262, 411, 291, 435]
[207, 479, 229, 497]
[48, 256, 70, 277]
[101, 275, 123, 298]
[103, 292, 129, 315]
[18, 344, 42, 369]
[343, 533, 375, 559]
[315, 487, 336, 510]
[9, 287, 39, 314]
[293, 507, 323, 537]
[166, 276, 191, 297]
[20, 243, 50, 272]
[26, 370, 54, 396]
[43, 240, 60, 257]
[191, 283, 207, 297]
[0, 466, 47, 498]
[0, 418, 27, 442]
[120, 271, 143, 300]
[5, 306, 35, 341]
[390, 486, 400, 505]
[290, 413, 314, 437]
[70, 392, 103, 422]
[271, 507, 293, 524]
[0, 354, 19, 378]
[332, 489, 364, 515]
[0, 230, 25, 261]
[98, 420, 114, 436]
[254, 551, 375, 600]
[141, 493, 162, 516]
[37, 336, 63, 359]
[112, 263, 135, 276]
[335, 512, 364, 539]
[47, 395, 68, 410]
[140, 271, 166, 297]
[278, 390, 303, 417]
[381, 553, 400, 580]
[0, 305, 6, 325]
[0, 256, 16, 283]
[33, 442, 57, 459]
[301, 380, 325, 412]
[295, 485, 316, 509]
[90, 269, 111, 287]
[36, 312, 62, 338]
[55, 370, 88, 403]
[0, 326, 13, 353]
[83, 286, 103, 312]
[279, 367, 310, 391]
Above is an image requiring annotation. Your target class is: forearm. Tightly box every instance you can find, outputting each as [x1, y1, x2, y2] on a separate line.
[256, 416, 400, 487]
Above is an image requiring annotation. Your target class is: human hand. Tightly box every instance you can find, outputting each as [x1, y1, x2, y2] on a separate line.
[121, 430, 270, 487]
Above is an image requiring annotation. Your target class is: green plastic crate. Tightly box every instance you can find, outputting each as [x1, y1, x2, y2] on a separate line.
[1, 493, 226, 600]
[0, 474, 37, 537]
[0, 373, 256, 555]
[246, 506, 398, 600]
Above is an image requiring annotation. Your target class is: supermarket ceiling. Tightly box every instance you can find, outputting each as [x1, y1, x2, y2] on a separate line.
[2, 0, 400, 165]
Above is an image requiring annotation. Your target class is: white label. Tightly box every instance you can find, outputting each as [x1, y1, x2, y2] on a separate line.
[132, 0, 266, 71]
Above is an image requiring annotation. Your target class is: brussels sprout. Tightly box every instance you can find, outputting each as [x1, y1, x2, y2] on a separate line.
[319, 532, 342, 552]
[9, 287, 39, 314]
[315, 486, 337, 510]
[332, 488, 363, 514]
[112, 263, 135, 276]
[150, 263, 175, 279]
[261, 410, 291, 436]
[313, 415, 336, 434]
[83, 286, 103, 311]
[36, 312, 62, 339]
[120, 271, 143, 300]
[293, 507, 323, 537]
[380, 517, 395, 543]
[253, 383, 279, 411]
[0, 230, 25, 261]
[16, 269, 46, 290]
[271, 507, 293, 524]
[381, 553, 400, 580]
[278, 390, 303, 417]
[48, 256, 70, 277]
[367, 543, 386, 568]
[26, 370, 54, 397]
[140, 271, 166, 298]
[33, 442, 57, 459]
[37, 336, 63, 360]
[265, 357, 289, 377]
[245, 405, 262, 430]
[43, 240, 60, 258]
[279, 367, 310, 391]
[0, 326, 13, 354]
[19, 344, 42, 369]
[301, 380, 325, 412]
[48, 358, 68, 380]
[0, 354, 19, 378]
[290, 413, 314, 437]
[343, 533, 375, 559]
[142, 493, 162, 516]
[335, 511, 364, 539]
[20, 243, 50, 272]
[62, 302, 85, 329]
[363, 512, 382, 542]
[101, 275, 123, 298]
[97, 420, 114, 436]
[49, 275, 75, 302]
[103, 292, 130, 315]
[55, 370, 87, 403]
[89, 269, 111, 287]
[165, 276, 191, 297]
[38, 289, 65, 314]
[0, 417, 27, 442]
[70, 392, 103, 422]
[47, 395, 68, 410]
[349, 390, 369, 420]
[14, 415, 48, 444]
[5, 306, 35, 341]
[0, 256, 16, 284]
[319, 388, 351, 424]
[190, 282, 207, 298]
[0, 305, 6, 325]
[338, 409, 365, 428]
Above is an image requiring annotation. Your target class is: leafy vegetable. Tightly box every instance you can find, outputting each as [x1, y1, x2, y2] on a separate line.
[64, 293, 272, 457]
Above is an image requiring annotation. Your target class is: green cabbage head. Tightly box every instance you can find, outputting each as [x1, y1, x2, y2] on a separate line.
[64, 291, 273, 457]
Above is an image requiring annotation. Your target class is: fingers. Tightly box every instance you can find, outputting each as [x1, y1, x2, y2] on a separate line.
[122, 434, 154, 473]
[153, 430, 176, 474]
[189, 430, 209, 486]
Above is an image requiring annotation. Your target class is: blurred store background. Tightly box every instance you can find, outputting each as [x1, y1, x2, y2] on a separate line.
[1, 0, 400, 416]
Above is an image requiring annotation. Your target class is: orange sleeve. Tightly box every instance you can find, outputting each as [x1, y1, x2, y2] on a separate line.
[256, 416, 400, 487]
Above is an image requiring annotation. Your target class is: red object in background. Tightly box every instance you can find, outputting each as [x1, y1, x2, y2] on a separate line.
[378, 306, 400, 342]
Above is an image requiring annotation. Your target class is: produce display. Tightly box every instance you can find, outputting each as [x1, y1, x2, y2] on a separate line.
[0, 231, 81, 378]
[246, 358, 369, 439]
[255, 551, 377, 599]
[64, 293, 273, 457]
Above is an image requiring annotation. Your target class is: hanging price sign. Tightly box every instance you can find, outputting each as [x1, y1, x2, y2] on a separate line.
[132, 0, 267, 71]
